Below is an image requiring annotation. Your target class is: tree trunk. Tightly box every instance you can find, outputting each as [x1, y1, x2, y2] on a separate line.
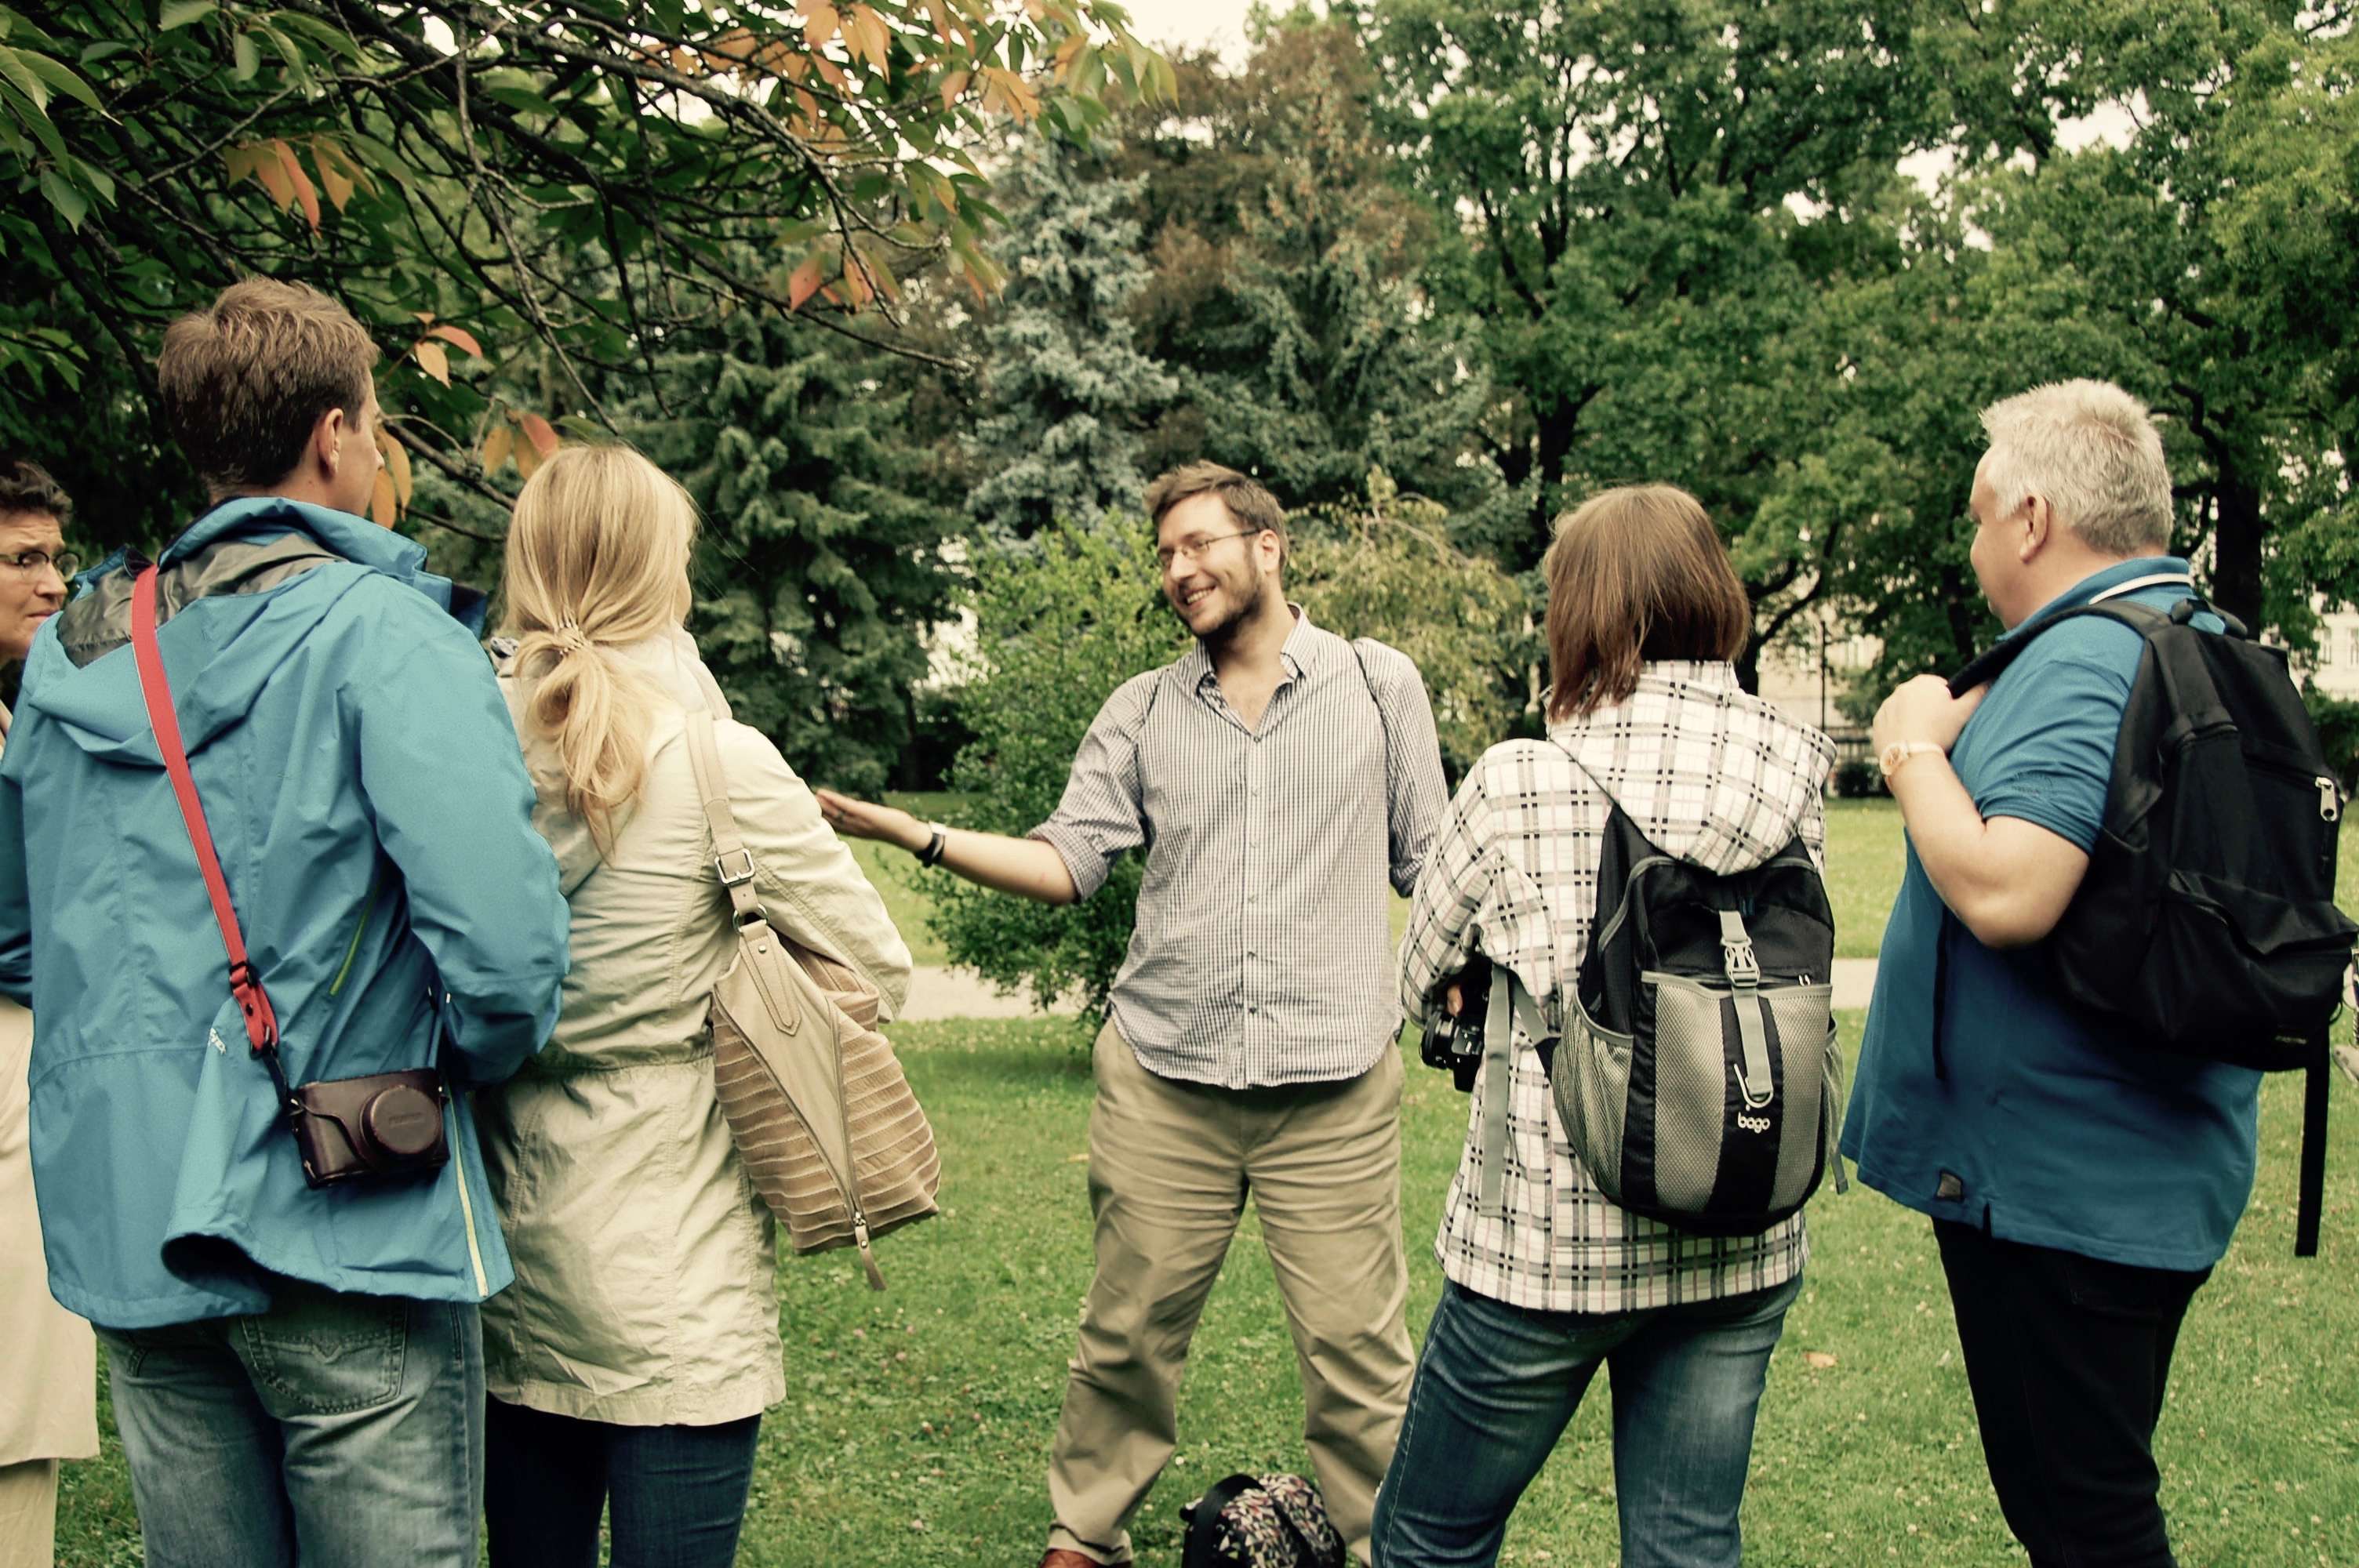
[1527, 405, 1579, 566]
[2210, 467, 2265, 632]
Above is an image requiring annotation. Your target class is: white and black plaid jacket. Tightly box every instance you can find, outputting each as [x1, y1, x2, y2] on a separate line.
[1401, 662, 1837, 1312]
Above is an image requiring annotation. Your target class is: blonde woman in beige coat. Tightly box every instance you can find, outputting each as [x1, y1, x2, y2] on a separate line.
[0, 461, 96, 1568]
[477, 445, 912, 1568]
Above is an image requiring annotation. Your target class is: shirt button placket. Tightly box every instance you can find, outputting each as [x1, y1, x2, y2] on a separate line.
[1240, 749, 1263, 1091]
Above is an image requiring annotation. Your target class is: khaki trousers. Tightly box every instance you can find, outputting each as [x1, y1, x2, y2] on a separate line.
[0, 1458, 57, 1568]
[1045, 1024, 1412, 1566]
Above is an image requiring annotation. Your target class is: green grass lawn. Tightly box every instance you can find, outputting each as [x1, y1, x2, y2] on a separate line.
[55, 1011, 2359, 1567]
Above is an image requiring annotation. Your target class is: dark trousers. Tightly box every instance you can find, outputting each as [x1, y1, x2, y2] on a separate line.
[1934, 1221, 2210, 1568]
[484, 1396, 762, 1568]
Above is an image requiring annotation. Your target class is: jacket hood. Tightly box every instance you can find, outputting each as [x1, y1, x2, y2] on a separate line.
[24, 496, 483, 764]
[1547, 661, 1834, 876]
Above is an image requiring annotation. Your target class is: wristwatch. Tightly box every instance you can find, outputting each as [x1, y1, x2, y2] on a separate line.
[915, 822, 951, 867]
[1878, 740, 1945, 782]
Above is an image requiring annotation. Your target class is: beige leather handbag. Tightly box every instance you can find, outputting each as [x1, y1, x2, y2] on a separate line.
[684, 710, 940, 1289]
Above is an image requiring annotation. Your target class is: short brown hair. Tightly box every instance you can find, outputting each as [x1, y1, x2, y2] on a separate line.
[0, 458, 71, 527]
[1144, 462, 1288, 561]
[1543, 485, 1750, 721]
[158, 278, 380, 498]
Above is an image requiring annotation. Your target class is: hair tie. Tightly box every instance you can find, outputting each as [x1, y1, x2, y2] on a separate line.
[553, 619, 596, 656]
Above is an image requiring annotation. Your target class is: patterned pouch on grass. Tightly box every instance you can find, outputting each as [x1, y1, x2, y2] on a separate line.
[1180, 1472, 1343, 1568]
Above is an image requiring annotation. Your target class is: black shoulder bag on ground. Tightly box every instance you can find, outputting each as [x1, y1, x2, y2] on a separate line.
[1947, 594, 2358, 1256]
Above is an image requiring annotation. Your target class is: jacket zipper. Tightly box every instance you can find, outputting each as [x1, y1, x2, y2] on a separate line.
[448, 1106, 489, 1295]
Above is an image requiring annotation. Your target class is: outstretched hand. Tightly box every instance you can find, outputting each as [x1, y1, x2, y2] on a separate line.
[816, 789, 925, 853]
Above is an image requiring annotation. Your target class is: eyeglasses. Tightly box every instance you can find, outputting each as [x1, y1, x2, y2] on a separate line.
[2, 550, 77, 580]
[1156, 529, 1265, 571]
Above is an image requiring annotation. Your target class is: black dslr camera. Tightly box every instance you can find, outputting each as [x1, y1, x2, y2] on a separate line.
[1417, 954, 1492, 1094]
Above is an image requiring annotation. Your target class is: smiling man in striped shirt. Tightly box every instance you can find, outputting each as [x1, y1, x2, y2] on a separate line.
[820, 462, 1448, 1568]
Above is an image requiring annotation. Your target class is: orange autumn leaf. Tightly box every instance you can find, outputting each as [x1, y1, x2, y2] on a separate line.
[427, 323, 485, 359]
[846, 5, 891, 72]
[370, 470, 397, 527]
[481, 422, 513, 475]
[413, 339, 451, 387]
[519, 412, 561, 458]
[378, 429, 413, 508]
[787, 256, 825, 310]
[269, 140, 322, 231]
[799, 0, 840, 45]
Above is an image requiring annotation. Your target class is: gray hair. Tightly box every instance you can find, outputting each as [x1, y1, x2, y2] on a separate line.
[1978, 379, 2174, 557]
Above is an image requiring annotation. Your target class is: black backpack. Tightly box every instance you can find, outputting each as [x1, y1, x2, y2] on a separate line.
[1474, 753, 1845, 1238]
[1950, 594, 2358, 1256]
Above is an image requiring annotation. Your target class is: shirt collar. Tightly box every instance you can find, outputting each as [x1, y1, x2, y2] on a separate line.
[1543, 660, 1740, 744]
[2008, 555, 2194, 635]
[1177, 602, 1321, 690]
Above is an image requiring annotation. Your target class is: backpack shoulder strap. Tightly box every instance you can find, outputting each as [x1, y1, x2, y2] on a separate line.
[1349, 637, 1393, 767]
[1946, 601, 2170, 698]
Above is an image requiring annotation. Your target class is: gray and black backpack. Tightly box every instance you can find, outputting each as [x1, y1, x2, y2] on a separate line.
[1478, 762, 1845, 1236]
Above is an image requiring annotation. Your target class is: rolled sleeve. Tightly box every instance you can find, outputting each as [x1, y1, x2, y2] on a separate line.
[1365, 643, 1449, 895]
[1028, 673, 1154, 902]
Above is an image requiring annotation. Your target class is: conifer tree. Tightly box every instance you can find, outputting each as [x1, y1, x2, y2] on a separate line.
[965, 141, 1176, 540]
[627, 310, 961, 796]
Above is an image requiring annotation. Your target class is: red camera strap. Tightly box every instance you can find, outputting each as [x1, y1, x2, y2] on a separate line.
[130, 565, 280, 1058]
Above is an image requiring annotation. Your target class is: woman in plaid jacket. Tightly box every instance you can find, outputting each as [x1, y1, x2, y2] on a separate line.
[1372, 485, 1837, 1568]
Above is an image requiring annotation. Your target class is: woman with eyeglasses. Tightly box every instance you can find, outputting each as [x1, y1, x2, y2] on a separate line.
[0, 457, 95, 1568]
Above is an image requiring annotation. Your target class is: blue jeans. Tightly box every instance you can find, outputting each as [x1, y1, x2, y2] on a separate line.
[484, 1397, 762, 1568]
[96, 1279, 484, 1568]
[1372, 1272, 1802, 1568]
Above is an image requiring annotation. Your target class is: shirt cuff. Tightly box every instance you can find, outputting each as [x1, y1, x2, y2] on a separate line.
[1027, 822, 1110, 902]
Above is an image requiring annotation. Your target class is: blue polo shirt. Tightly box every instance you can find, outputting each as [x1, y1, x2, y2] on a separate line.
[1840, 557, 2263, 1272]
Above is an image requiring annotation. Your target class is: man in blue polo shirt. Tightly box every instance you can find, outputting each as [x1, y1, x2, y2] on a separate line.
[1842, 379, 2259, 1568]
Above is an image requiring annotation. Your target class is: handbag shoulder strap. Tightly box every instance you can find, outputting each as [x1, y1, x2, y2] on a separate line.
[129, 565, 282, 1065]
[682, 709, 763, 927]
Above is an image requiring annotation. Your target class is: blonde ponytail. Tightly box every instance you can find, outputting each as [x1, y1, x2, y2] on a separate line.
[499, 445, 698, 849]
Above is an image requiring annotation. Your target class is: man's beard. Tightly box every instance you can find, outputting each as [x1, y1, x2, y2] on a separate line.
[1179, 572, 1267, 646]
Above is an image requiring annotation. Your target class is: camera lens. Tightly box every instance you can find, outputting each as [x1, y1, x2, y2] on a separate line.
[363, 1083, 444, 1159]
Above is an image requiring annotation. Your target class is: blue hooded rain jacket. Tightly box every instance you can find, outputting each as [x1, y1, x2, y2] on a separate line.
[0, 497, 569, 1329]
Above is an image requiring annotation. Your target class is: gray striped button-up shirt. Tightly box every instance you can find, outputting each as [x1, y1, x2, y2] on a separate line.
[1031, 610, 1447, 1089]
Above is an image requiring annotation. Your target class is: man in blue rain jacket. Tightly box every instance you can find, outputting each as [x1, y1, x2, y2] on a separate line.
[0, 279, 568, 1568]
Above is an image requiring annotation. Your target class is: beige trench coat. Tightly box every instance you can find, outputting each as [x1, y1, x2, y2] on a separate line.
[0, 705, 98, 1468]
[477, 632, 912, 1425]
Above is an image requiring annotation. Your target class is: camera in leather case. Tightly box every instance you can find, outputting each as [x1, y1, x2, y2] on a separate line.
[287, 1069, 450, 1188]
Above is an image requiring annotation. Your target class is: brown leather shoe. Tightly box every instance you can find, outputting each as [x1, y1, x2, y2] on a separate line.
[1038, 1552, 1103, 1568]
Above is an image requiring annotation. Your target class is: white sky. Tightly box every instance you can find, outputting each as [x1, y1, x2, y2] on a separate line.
[1122, 0, 1263, 65]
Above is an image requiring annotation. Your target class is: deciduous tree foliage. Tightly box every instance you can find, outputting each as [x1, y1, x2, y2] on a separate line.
[1111, 13, 1517, 543]
[0, 0, 1170, 545]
